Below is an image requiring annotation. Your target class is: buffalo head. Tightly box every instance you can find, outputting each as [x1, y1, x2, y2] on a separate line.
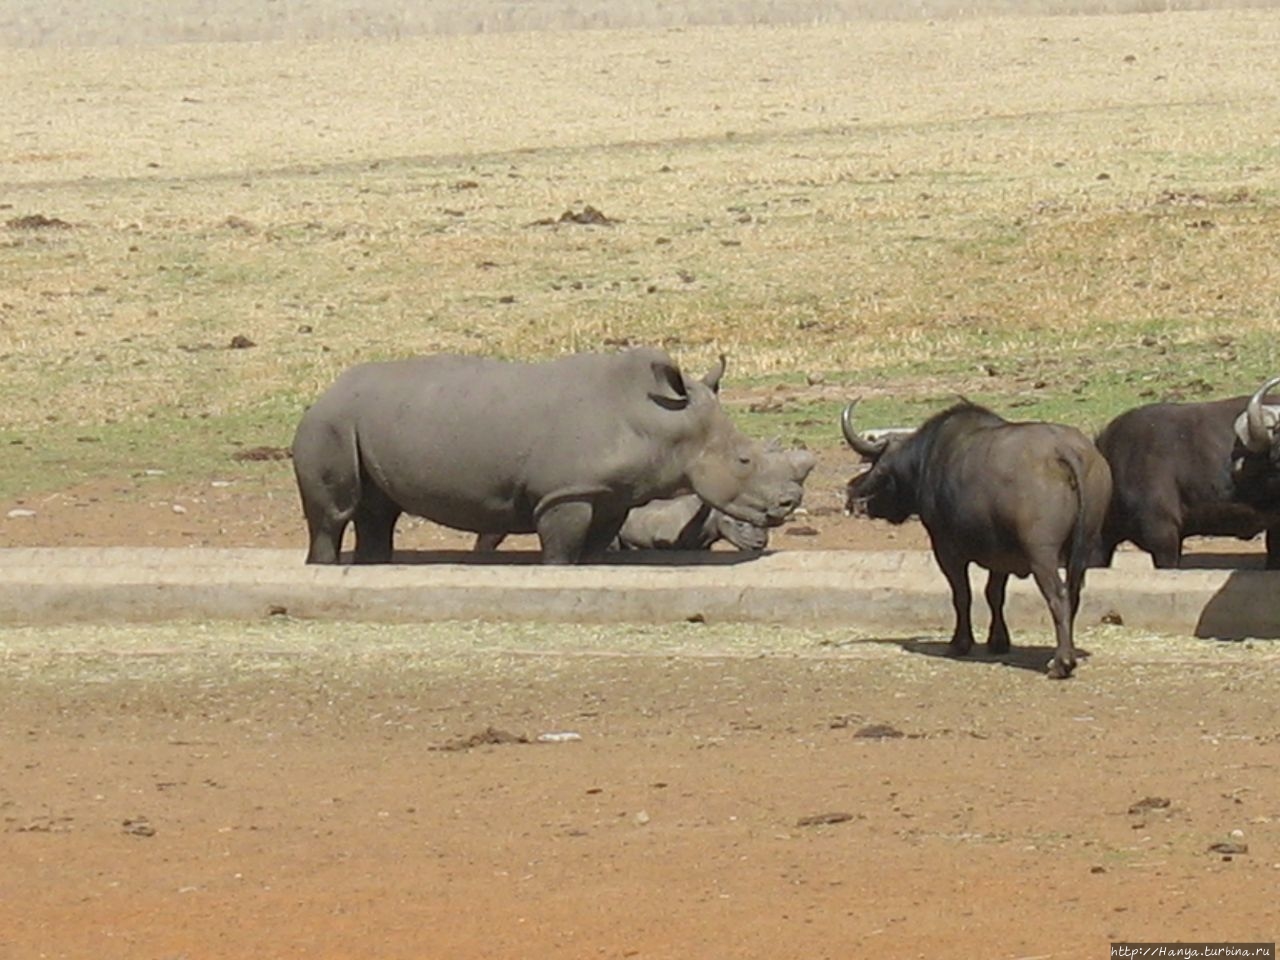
[1234, 375, 1280, 459]
[841, 400, 918, 524]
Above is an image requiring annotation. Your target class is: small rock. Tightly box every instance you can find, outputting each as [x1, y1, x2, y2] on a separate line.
[536, 731, 582, 744]
[6, 508, 36, 519]
[171, 504, 187, 514]
[1090, 865, 1106, 874]
[853, 723, 905, 740]
[1208, 841, 1248, 855]
[1128, 796, 1171, 815]
[783, 525, 819, 537]
[228, 334, 256, 349]
[797, 811, 855, 827]
[805, 372, 825, 386]
[123, 817, 156, 837]
[634, 810, 651, 826]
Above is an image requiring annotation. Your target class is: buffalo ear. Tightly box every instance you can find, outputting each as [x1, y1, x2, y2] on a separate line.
[648, 360, 690, 410]
[701, 354, 727, 394]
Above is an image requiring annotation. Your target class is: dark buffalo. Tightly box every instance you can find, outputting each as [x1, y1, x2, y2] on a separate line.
[843, 400, 1112, 679]
[292, 348, 805, 565]
[1096, 376, 1280, 568]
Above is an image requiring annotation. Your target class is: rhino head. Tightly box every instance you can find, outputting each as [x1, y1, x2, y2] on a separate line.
[658, 356, 815, 527]
[714, 511, 771, 551]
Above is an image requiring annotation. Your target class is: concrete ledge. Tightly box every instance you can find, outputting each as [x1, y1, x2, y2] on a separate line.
[0, 548, 1276, 639]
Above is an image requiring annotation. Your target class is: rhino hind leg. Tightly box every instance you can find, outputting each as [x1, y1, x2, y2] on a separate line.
[353, 481, 401, 564]
[297, 471, 355, 565]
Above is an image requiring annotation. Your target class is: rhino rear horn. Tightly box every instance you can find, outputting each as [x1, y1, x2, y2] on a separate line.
[841, 400, 890, 460]
[701, 354, 727, 394]
[648, 360, 691, 410]
[1242, 375, 1280, 452]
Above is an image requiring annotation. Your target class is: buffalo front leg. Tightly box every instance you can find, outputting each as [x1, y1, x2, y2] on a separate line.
[536, 500, 593, 565]
[984, 571, 1011, 654]
[933, 549, 975, 656]
[1031, 563, 1076, 679]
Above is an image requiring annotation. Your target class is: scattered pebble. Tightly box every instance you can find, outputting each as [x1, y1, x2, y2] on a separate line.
[536, 731, 582, 744]
[1127, 796, 1171, 815]
[123, 817, 156, 837]
[6, 508, 35, 519]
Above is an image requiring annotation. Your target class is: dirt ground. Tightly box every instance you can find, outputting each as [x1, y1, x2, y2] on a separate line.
[3, 449, 1276, 960]
[0, 445, 936, 554]
[1, 619, 1277, 960]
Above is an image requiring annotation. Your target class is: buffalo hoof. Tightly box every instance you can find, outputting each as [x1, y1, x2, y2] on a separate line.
[948, 638, 974, 657]
[1045, 658, 1076, 680]
[986, 637, 1011, 655]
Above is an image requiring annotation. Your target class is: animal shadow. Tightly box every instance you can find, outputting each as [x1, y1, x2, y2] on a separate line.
[892, 637, 1091, 675]
[344, 549, 767, 567]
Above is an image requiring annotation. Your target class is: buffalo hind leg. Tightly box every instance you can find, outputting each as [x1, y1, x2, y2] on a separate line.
[1031, 562, 1076, 679]
[984, 571, 1011, 654]
[933, 549, 975, 656]
[1266, 528, 1280, 570]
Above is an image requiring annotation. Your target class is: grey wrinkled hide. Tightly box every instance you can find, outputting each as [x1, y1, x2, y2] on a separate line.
[475, 445, 815, 553]
[617, 495, 769, 551]
[292, 348, 807, 565]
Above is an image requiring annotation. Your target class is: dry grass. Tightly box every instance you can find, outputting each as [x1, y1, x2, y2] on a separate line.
[1, 10, 1279, 492]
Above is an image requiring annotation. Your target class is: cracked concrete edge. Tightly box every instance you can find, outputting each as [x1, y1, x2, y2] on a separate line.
[0, 548, 1276, 639]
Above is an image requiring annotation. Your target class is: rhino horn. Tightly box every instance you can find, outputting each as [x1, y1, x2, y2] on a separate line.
[1239, 375, 1280, 452]
[841, 400, 890, 460]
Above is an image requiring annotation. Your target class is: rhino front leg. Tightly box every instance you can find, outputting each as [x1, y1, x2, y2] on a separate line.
[536, 500, 593, 564]
[581, 508, 628, 562]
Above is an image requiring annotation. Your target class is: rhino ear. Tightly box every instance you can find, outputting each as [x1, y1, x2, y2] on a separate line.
[701, 354, 727, 394]
[648, 360, 690, 410]
[788, 448, 818, 481]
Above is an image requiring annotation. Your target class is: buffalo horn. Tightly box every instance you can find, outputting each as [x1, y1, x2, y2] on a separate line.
[1243, 375, 1280, 452]
[841, 400, 890, 460]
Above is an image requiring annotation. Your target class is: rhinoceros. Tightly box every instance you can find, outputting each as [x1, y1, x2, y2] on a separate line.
[291, 347, 807, 564]
[473, 444, 815, 553]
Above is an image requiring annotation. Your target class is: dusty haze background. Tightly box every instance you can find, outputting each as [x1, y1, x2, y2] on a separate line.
[3, 0, 1280, 45]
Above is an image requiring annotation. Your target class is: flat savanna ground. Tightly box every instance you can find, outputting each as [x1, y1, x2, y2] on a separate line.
[2, 621, 1278, 960]
[4, 7, 1280, 958]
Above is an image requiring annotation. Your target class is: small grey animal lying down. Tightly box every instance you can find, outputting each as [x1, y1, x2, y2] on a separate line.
[475, 493, 770, 552]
